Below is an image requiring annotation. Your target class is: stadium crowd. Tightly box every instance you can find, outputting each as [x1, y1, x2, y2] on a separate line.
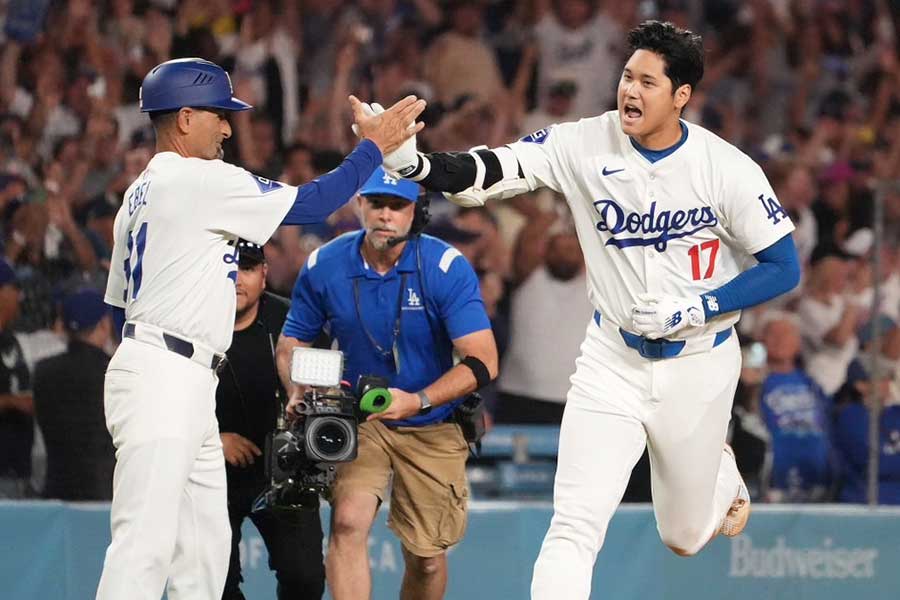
[0, 0, 899, 505]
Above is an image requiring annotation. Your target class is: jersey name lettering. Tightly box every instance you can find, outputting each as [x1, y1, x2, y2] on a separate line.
[592, 199, 718, 252]
[127, 179, 151, 215]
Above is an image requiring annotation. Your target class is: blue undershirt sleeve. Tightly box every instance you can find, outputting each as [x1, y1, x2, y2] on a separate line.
[280, 139, 382, 225]
[701, 234, 801, 319]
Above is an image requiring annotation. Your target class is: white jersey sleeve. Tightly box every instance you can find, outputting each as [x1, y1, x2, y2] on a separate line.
[506, 124, 574, 193]
[104, 208, 128, 308]
[197, 160, 297, 245]
[717, 152, 795, 255]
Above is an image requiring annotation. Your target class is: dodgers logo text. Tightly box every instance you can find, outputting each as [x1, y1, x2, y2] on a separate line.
[593, 199, 718, 252]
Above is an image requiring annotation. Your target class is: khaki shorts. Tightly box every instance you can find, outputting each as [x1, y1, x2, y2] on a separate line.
[332, 420, 470, 557]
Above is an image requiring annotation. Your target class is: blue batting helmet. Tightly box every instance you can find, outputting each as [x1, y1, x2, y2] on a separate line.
[139, 58, 252, 113]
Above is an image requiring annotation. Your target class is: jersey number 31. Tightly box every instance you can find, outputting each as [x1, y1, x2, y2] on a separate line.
[123, 222, 148, 301]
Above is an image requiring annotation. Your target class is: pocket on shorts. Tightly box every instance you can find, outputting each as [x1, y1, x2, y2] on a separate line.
[437, 479, 469, 548]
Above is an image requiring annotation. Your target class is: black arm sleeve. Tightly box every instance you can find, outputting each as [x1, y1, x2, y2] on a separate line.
[414, 150, 507, 193]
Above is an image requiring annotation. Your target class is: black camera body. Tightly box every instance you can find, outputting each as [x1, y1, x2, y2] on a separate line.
[256, 375, 391, 514]
[264, 386, 357, 501]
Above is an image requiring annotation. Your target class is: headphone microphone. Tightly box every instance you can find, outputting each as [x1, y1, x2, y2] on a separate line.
[386, 234, 410, 247]
[385, 193, 431, 247]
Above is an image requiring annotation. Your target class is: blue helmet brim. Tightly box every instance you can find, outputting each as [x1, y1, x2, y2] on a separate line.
[140, 97, 254, 113]
[215, 97, 253, 111]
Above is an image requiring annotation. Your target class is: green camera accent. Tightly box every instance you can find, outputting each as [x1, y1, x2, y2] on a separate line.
[359, 387, 392, 413]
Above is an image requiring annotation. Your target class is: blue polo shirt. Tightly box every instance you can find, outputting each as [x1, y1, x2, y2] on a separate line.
[283, 230, 491, 426]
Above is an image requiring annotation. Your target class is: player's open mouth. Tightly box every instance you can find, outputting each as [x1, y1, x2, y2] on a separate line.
[623, 104, 643, 122]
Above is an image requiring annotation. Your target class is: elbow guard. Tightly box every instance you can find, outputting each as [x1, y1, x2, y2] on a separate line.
[444, 146, 531, 207]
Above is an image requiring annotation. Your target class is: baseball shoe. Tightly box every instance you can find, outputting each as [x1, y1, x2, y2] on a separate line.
[717, 445, 750, 538]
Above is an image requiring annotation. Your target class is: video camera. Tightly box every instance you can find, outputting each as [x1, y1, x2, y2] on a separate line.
[253, 348, 391, 515]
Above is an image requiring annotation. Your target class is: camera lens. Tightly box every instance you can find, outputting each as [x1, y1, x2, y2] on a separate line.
[305, 417, 357, 462]
[316, 422, 346, 453]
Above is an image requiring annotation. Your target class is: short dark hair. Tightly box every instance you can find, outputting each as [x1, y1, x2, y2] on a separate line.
[627, 20, 704, 92]
[148, 109, 178, 131]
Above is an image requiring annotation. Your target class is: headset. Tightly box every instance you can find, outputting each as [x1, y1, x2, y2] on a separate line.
[386, 192, 431, 247]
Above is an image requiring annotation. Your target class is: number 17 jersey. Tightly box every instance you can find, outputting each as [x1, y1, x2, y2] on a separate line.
[104, 152, 296, 354]
[508, 111, 795, 339]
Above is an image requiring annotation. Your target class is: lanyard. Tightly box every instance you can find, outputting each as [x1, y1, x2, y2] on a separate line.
[352, 273, 407, 374]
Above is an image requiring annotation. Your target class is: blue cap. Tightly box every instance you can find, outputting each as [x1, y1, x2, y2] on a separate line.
[359, 167, 419, 203]
[0, 259, 15, 287]
[62, 288, 109, 332]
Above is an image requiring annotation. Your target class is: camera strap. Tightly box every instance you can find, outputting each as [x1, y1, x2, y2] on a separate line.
[353, 273, 407, 374]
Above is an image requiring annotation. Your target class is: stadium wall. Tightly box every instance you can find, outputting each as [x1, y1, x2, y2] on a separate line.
[2, 501, 897, 599]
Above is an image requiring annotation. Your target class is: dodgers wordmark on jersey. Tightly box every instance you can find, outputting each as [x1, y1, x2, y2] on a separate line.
[509, 111, 795, 340]
[104, 153, 296, 354]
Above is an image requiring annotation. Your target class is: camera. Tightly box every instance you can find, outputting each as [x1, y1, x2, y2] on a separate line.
[253, 349, 391, 515]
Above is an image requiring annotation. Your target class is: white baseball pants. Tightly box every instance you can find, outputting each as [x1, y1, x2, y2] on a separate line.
[96, 338, 231, 600]
[531, 316, 743, 599]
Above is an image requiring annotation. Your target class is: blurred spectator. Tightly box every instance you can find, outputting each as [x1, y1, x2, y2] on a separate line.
[811, 161, 856, 253]
[422, 93, 509, 151]
[759, 317, 835, 502]
[531, 0, 624, 118]
[519, 78, 578, 137]
[798, 254, 863, 396]
[834, 317, 900, 504]
[279, 142, 315, 186]
[232, 0, 301, 144]
[33, 288, 114, 500]
[424, 216, 482, 262]
[843, 244, 900, 323]
[0, 259, 33, 498]
[495, 217, 591, 424]
[423, 0, 505, 108]
[83, 199, 117, 268]
[770, 162, 818, 268]
[453, 206, 511, 278]
[729, 340, 770, 501]
[6, 198, 97, 332]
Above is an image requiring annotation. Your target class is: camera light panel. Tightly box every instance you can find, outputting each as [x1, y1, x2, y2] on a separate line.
[291, 347, 344, 387]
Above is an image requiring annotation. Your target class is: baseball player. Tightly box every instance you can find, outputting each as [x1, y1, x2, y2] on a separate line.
[97, 58, 424, 600]
[369, 20, 801, 598]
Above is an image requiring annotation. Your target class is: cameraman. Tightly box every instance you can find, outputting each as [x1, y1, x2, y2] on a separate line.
[216, 240, 324, 600]
[276, 168, 498, 600]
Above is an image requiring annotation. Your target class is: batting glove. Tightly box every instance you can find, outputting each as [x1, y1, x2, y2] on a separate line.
[631, 293, 705, 339]
[351, 101, 421, 178]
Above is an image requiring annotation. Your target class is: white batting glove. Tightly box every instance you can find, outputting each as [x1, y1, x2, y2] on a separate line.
[631, 293, 705, 339]
[351, 101, 420, 178]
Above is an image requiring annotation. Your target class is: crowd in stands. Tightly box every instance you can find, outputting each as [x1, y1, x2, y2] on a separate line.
[0, 0, 899, 504]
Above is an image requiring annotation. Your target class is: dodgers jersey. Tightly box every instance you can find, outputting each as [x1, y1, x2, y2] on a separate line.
[105, 152, 296, 354]
[508, 111, 795, 339]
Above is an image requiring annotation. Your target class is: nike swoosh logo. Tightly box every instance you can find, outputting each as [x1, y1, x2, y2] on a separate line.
[602, 167, 625, 176]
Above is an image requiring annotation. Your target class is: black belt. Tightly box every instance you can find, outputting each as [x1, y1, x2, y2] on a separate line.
[123, 323, 228, 372]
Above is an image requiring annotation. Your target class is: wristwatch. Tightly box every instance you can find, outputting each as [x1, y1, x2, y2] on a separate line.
[417, 391, 432, 415]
